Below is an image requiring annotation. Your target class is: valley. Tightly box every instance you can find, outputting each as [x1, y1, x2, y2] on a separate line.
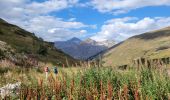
[0, 18, 170, 99]
[1, 2, 170, 99]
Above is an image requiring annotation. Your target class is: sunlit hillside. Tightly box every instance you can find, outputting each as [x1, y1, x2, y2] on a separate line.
[102, 27, 170, 67]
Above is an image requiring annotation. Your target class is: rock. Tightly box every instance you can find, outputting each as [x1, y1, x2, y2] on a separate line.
[0, 82, 21, 99]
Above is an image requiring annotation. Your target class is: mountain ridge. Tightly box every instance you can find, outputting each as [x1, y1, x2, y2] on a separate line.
[0, 18, 78, 67]
[101, 26, 170, 67]
[55, 37, 115, 60]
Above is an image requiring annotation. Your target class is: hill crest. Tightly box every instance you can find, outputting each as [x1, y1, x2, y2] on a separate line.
[0, 18, 78, 67]
[101, 26, 170, 66]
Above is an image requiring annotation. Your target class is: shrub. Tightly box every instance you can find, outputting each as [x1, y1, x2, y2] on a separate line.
[37, 45, 48, 56]
[0, 49, 5, 59]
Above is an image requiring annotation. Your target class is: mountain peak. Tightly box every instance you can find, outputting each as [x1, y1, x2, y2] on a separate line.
[85, 38, 95, 42]
[70, 37, 80, 40]
[67, 37, 82, 44]
[96, 40, 115, 47]
[83, 38, 97, 45]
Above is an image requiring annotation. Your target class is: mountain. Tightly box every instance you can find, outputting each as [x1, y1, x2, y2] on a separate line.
[101, 26, 170, 67]
[81, 38, 115, 47]
[56, 37, 82, 49]
[68, 37, 82, 44]
[0, 18, 78, 67]
[97, 40, 115, 47]
[81, 38, 97, 45]
[55, 38, 115, 60]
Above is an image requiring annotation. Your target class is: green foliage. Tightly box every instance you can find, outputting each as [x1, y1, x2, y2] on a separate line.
[18, 46, 31, 54]
[1, 63, 170, 99]
[37, 45, 48, 56]
[140, 68, 170, 99]
[0, 67, 10, 74]
[0, 49, 5, 59]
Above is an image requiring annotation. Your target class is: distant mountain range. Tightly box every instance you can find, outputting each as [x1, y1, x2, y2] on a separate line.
[55, 37, 115, 60]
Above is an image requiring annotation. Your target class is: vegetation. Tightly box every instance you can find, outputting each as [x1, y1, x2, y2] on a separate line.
[0, 18, 78, 66]
[102, 27, 170, 67]
[1, 59, 170, 99]
[37, 44, 48, 56]
[0, 49, 5, 59]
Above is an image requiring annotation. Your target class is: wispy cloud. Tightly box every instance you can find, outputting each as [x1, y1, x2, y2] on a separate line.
[68, 18, 76, 21]
[89, 0, 170, 15]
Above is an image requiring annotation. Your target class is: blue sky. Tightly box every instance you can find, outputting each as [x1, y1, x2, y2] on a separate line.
[56, 5, 170, 34]
[1, 0, 170, 42]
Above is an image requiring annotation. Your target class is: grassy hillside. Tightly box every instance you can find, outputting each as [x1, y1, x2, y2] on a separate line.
[0, 18, 78, 66]
[102, 27, 170, 67]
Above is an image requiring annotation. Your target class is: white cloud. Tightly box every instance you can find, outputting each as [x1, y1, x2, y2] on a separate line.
[91, 17, 170, 42]
[45, 28, 87, 41]
[90, 0, 170, 14]
[68, 18, 76, 21]
[0, 0, 80, 18]
[80, 30, 87, 34]
[26, 0, 69, 15]
[0, 0, 95, 41]
[0, 0, 80, 17]
[17, 16, 89, 41]
[105, 17, 138, 24]
[1, 0, 170, 43]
